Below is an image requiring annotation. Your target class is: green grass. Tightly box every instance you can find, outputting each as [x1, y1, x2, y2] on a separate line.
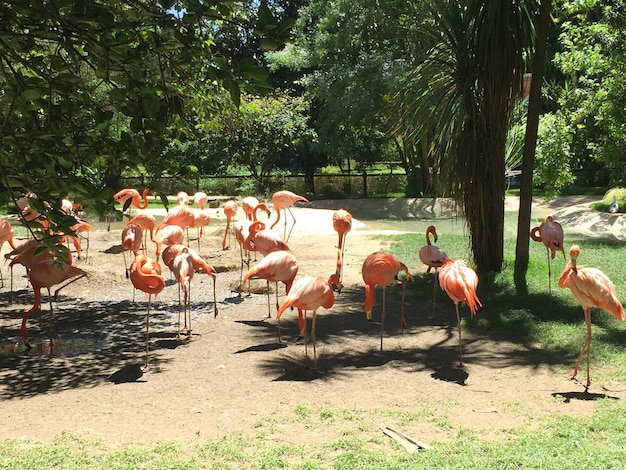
[3, 224, 626, 468]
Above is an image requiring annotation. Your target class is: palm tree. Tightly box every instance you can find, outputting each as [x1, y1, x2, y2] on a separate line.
[396, 0, 537, 274]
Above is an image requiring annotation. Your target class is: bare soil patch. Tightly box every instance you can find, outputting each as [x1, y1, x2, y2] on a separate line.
[0, 198, 622, 447]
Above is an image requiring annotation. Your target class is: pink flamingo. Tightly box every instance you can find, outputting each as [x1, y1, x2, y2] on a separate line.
[126, 213, 157, 255]
[438, 257, 481, 367]
[332, 209, 352, 286]
[129, 254, 166, 370]
[247, 221, 290, 257]
[0, 218, 17, 288]
[277, 273, 342, 371]
[531, 215, 565, 294]
[170, 248, 195, 337]
[21, 259, 88, 347]
[243, 250, 298, 326]
[114, 188, 149, 211]
[192, 210, 210, 249]
[362, 252, 414, 354]
[271, 190, 309, 241]
[222, 200, 239, 249]
[193, 192, 209, 210]
[242, 196, 270, 222]
[418, 225, 448, 311]
[558, 245, 625, 390]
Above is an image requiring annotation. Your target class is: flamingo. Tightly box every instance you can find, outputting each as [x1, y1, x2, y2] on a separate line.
[192, 210, 210, 249]
[69, 219, 95, 260]
[271, 190, 309, 241]
[0, 218, 17, 288]
[155, 203, 195, 245]
[234, 219, 254, 291]
[418, 225, 449, 311]
[243, 250, 298, 329]
[129, 254, 166, 370]
[170, 248, 195, 337]
[193, 191, 209, 210]
[247, 221, 290, 257]
[20, 259, 88, 347]
[362, 252, 414, 354]
[114, 188, 149, 211]
[121, 223, 142, 277]
[276, 273, 342, 371]
[558, 245, 625, 390]
[242, 196, 270, 222]
[438, 257, 481, 367]
[16, 192, 41, 222]
[155, 225, 185, 258]
[162, 244, 218, 318]
[176, 191, 190, 206]
[222, 200, 239, 249]
[126, 213, 157, 255]
[530, 215, 565, 294]
[61, 197, 74, 215]
[332, 209, 352, 287]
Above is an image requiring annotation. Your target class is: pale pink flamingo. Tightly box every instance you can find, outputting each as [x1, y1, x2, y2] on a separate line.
[531, 215, 565, 294]
[129, 254, 166, 370]
[277, 273, 342, 371]
[16, 192, 41, 222]
[243, 250, 298, 330]
[271, 190, 309, 241]
[438, 257, 481, 367]
[234, 219, 254, 291]
[176, 191, 190, 205]
[155, 203, 195, 245]
[69, 219, 95, 260]
[193, 191, 209, 210]
[222, 200, 239, 249]
[362, 252, 414, 354]
[558, 245, 625, 390]
[418, 225, 449, 311]
[155, 225, 185, 258]
[192, 210, 210, 249]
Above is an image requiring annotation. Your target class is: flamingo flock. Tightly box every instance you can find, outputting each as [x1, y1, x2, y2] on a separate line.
[1, 189, 623, 390]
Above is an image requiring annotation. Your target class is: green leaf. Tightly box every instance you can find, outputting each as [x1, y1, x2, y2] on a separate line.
[20, 89, 44, 101]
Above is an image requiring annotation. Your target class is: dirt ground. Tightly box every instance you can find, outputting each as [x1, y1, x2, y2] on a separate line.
[0, 196, 624, 447]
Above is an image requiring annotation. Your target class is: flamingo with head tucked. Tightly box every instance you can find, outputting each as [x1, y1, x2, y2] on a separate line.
[418, 225, 448, 311]
[242, 196, 270, 222]
[531, 215, 565, 294]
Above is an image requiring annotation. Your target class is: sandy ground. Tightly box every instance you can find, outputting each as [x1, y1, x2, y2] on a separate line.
[0, 195, 624, 447]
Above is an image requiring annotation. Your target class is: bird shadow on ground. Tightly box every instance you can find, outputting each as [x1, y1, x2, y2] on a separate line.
[552, 390, 620, 402]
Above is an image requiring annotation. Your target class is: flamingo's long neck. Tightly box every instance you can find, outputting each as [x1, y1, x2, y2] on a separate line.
[139, 189, 149, 209]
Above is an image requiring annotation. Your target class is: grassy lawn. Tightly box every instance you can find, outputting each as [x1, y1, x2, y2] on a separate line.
[2, 228, 626, 468]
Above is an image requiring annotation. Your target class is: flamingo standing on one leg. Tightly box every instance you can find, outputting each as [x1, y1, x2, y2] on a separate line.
[558, 244, 625, 390]
[0, 218, 17, 288]
[332, 209, 352, 287]
[222, 200, 239, 250]
[418, 225, 449, 312]
[243, 250, 298, 337]
[20, 259, 88, 347]
[438, 257, 482, 367]
[530, 215, 565, 294]
[271, 190, 309, 241]
[362, 252, 414, 355]
[276, 273, 342, 371]
[129, 254, 166, 370]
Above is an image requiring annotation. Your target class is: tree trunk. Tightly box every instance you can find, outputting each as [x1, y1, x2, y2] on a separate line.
[514, 0, 553, 294]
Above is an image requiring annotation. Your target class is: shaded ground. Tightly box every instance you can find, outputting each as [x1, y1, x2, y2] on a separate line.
[0, 196, 623, 446]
